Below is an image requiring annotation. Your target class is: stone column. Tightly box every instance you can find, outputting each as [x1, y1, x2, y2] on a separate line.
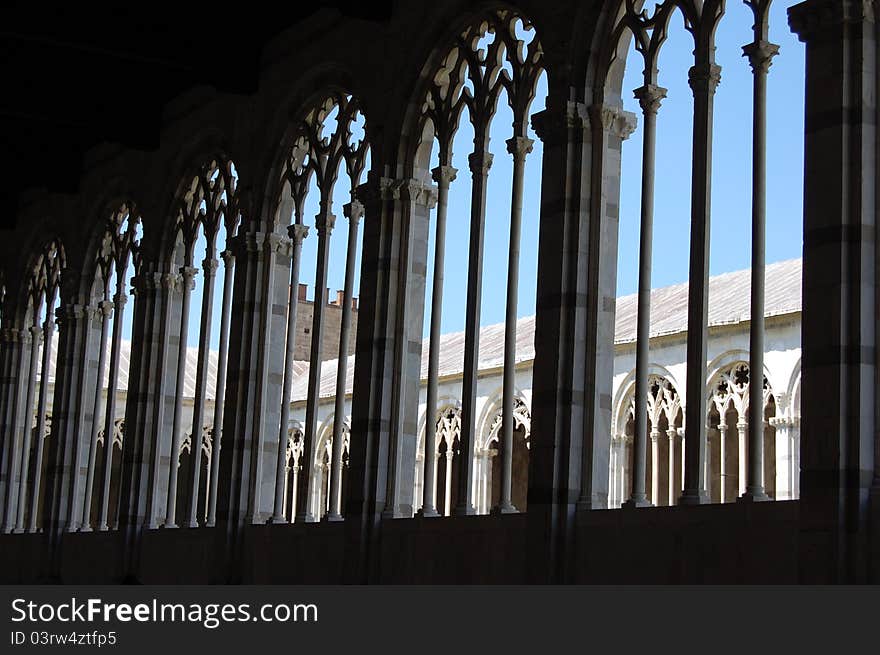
[28, 303, 57, 532]
[498, 136, 534, 514]
[771, 416, 793, 500]
[14, 322, 42, 533]
[680, 59, 722, 506]
[206, 249, 235, 527]
[296, 208, 335, 523]
[455, 147, 493, 517]
[98, 286, 127, 530]
[80, 301, 111, 531]
[625, 85, 665, 509]
[163, 264, 196, 529]
[383, 179, 435, 519]
[649, 429, 660, 506]
[667, 428, 678, 505]
[742, 0, 778, 503]
[524, 94, 633, 582]
[185, 253, 219, 528]
[718, 419, 727, 503]
[790, 0, 879, 582]
[269, 224, 308, 524]
[327, 201, 363, 521]
[419, 165, 456, 518]
[737, 419, 748, 497]
[0, 328, 21, 526]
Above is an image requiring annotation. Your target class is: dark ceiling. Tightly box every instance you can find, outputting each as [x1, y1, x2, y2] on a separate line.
[0, 1, 392, 229]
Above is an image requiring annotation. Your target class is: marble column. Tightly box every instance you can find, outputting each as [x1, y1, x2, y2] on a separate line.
[742, 0, 778, 503]
[206, 249, 235, 527]
[270, 224, 308, 524]
[80, 301, 111, 531]
[164, 265, 196, 528]
[14, 322, 42, 533]
[327, 200, 363, 521]
[185, 253, 219, 528]
[455, 147, 492, 517]
[27, 305, 56, 532]
[419, 165, 456, 518]
[296, 208, 335, 523]
[98, 286, 127, 530]
[626, 84, 665, 509]
[680, 60, 723, 506]
[737, 419, 747, 497]
[498, 136, 534, 514]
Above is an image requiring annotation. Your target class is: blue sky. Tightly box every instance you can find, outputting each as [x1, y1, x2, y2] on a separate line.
[121, 1, 804, 353]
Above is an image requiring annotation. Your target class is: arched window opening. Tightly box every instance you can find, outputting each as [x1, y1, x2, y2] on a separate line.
[413, 8, 545, 519]
[706, 362, 778, 502]
[486, 397, 531, 514]
[163, 158, 240, 529]
[269, 91, 369, 524]
[7, 238, 64, 533]
[610, 374, 682, 508]
[601, 0, 803, 508]
[80, 204, 141, 532]
[415, 405, 463, 517]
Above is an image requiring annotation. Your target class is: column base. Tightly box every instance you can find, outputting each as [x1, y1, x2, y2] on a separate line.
[490, 504, 519, 515]
[738, 490, 771, 503]
[97, 524, 109, 532]
[621, 497, 653, 509]
[160, 522, 178, 529]
[266, 515, 288, 525]
[678, 490, 709, 506]
[295, 513, 316, 524]
[452, 504, 476, 517]
[323, 512, 344, 522]
[415, 508, 440, 518]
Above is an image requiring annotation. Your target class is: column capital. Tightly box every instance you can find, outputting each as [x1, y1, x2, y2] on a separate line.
[98, 299, 114, 317]
[112, 291, 129, 308]
[789, 0, 875, 42]
[220, 249, 235, 267]
[265, 231, 284, 254]
[531, 100, 589, 145]
[431, 165, 458, 187]
[742, 40, 780, 74]
[589, 104, 638, 140]
[468, 150, 494, 177]
[28, 323, 42, 340]
[178, 266, 197, 291]
[633, 84, 668, 116]
[315, 212, 336, 236]
[18, 327, 30, 343]
[287, 223, 310, 244]
[688, 63, 722, 95]
[343, 199, 365, 224]
[505, 136, 535, 160]
[202, 257, 220, 276]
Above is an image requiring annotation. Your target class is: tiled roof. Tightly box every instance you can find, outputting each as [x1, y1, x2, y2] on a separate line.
[40, 258, 802, 398]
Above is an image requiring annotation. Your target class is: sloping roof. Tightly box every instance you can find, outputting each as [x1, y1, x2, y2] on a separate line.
[39, 258, 802, 397]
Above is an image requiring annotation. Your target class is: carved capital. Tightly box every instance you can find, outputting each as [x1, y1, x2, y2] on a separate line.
[202, 257, 220, 276]
[220, 249, 235, 267]
[287, 223, 310, 244]
[343, 199, 365, 224]
[742, 40, 780, 74]
[633, 84, 667, 116]
[589, 104, 638, 140]
[531, 101, 589, 145]
[431, 165, 458, 187]
[98, 299, 114, 318]
[506, 136, 535, 160]
[468, 151, 494, 177]
[399, 179, 438, 209]
[688, 63, 722, 95]
[315, 212, 336, 236]
[113, 291, 128, 308]
[179, 265, 198, 286]
[29, 323, 42, 341]
[789, 0, 874, 42]
[18, 327, 31, 343]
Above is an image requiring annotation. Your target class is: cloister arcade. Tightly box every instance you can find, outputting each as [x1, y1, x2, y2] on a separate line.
[0, 0, 874, 584]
